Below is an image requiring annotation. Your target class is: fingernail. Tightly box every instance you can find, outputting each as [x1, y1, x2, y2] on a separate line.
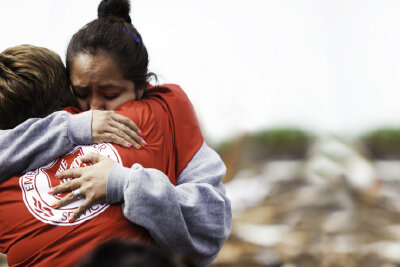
[141, 140, 148, 147]
[51, 203, 57, 208]
[138, 130, 142, 136]
[48, 189, 53, 194]
[127, 142, 133, 147]
[136, 144, 142, 149]
[68, 217, 74, 223]
[55, 174, 59, 178]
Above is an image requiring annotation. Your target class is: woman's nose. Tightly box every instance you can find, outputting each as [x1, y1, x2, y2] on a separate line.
[90, 97, 105, 110]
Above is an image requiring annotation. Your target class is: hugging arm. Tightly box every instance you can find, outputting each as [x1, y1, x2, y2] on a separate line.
[0, 111, 92, 181]
[107, 142, 232, 267]
[0, 110, 142, 182]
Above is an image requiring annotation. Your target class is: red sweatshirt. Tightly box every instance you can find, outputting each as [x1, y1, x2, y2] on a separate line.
[0, 84, 203, 266]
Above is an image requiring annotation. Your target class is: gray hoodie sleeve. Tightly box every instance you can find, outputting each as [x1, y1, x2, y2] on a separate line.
[107, 142, 232, 267]
[0, 110, 92, 181]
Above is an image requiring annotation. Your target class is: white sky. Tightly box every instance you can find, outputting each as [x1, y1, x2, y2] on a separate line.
[2, 0, 400, 143]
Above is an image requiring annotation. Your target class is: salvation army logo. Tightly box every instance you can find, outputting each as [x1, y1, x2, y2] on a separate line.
[19, 143, 122, 226]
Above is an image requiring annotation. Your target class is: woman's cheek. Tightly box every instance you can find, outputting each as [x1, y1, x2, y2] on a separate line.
[77, 99, 90, 111]
[107, 98, 127, 110]
[106, 101, 119, 111]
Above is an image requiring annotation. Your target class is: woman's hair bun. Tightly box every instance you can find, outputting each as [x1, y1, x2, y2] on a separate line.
[98, 0, 131, 23]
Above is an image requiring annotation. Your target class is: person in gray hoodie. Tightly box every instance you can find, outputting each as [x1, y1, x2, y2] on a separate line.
[0, 12, 231, 264]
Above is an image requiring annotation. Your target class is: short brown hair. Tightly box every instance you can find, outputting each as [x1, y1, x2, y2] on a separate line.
[0, 44, 77, 129]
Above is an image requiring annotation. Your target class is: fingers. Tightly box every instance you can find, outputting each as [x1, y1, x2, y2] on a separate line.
[51, 190, 79, 209]
[56, 168, 82, 180]
[108, 121, 143, 149]
[68, 199, 92, 222]
[106, 133, 135, 148]
[79, 153, 102, 165]
[49, 178, 81, 196]
[92, 110, 148, 148]
[112, 112, 140, 134]
[50, 187, 92, 223]
[111, 112, 148, 148]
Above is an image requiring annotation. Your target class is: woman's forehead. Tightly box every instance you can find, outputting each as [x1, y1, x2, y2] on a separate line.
[70, 53, 124, 85]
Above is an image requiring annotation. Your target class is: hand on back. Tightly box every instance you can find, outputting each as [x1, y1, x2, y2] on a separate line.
[92, 110, 146, 149]
[49, 153, 115, 222]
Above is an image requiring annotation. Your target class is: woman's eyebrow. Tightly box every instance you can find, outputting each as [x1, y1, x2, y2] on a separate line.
[98, 84, 120, 89]
[71, 85, 88, 91]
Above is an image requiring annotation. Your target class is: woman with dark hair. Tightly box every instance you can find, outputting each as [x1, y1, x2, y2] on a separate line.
[0, 0, 231, 265]
[0, 44, 182, 267]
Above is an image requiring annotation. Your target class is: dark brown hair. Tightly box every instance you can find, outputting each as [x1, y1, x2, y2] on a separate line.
[0, 45, 77, 129]
[66, 0, 156, 99]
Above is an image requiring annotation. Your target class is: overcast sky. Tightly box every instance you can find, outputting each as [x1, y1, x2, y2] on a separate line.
[2, 0, 400, 143]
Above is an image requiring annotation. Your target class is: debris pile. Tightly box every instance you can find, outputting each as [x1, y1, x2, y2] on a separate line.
[214, 137, 400, 267]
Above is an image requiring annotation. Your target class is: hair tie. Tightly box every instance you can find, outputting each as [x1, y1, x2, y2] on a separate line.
[122, 28, 140, 43]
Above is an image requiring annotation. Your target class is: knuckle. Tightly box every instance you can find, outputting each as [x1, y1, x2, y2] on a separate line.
[69, 180, 78, 189]
[78, 206, 86, 213]
[123, 125, 131, 134]
[86, 199, 94, 207]
[85, 191, 95, 200]
[59, 186, 68, 193]
[63, 183, 72, 191]
[67, 193, 75, 201]
[67, 194, 75, 202]
[59, 198, 67, 206]
[85, 184, 93, 192]
[110, 134, 117, 142]
[106, 111, 114, 118]
[57, 184, 67, 192]
[82, 176, 92, 184]
[116, 137, 125, 145]
[105, 117, 113, 124]
[103, 133, 110, 141]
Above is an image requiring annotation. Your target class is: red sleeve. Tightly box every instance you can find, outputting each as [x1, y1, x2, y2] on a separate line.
[63, 106, 81, 114]
[145, 84, 204, 176]
[114, 99, 177, 184]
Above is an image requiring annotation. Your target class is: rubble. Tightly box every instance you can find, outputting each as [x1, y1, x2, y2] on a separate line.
[213, 136, 400, 267]
[2, 135, 400, 267]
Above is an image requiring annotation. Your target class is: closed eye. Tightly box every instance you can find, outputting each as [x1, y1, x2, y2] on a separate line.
[103, 94, 120, 100]
[71, 86, 89, 99]
[74, 92, 89, 99]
